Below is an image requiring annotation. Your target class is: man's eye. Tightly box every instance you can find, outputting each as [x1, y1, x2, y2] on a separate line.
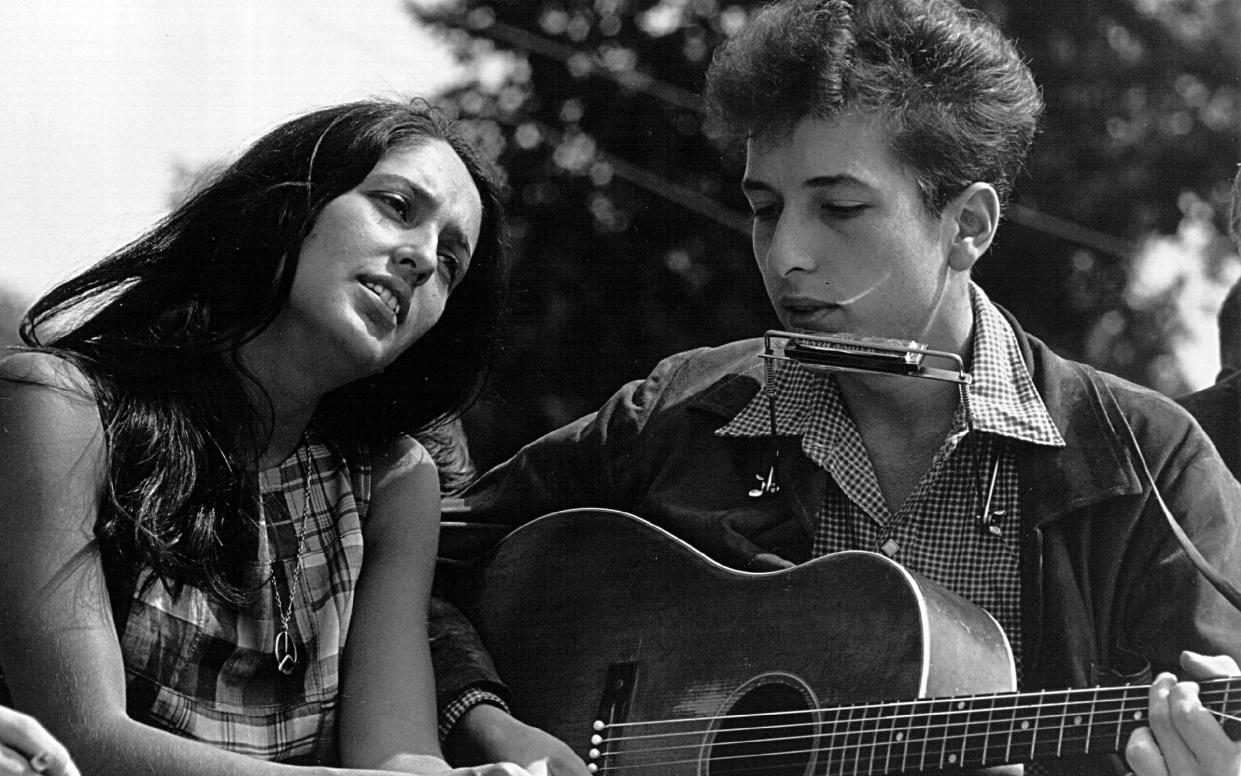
[823, 203, 867, 218]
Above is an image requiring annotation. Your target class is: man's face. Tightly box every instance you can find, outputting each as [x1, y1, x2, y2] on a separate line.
[742, 111, 965, 346]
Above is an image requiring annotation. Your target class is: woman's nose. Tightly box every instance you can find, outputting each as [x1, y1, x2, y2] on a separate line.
[393, 240, 436, 288]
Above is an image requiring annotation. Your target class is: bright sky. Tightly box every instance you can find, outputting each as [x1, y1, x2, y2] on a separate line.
[0, 0, 462, 303]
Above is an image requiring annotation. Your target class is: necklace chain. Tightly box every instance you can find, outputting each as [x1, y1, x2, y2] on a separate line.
[267, 435, 314, 676]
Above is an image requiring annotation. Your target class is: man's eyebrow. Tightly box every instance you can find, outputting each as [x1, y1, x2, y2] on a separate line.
[741, 173, 873, 193]
[804, 174, 871, 190]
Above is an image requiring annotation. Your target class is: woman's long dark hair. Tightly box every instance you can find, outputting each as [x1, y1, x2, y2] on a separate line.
[21, 98, 509, 604]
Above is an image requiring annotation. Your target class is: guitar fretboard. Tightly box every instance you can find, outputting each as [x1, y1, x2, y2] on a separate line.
[813, 679, 1240, 774]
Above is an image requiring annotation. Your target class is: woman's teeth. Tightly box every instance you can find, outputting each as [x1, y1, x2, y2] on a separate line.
[363, 282, 400, 319]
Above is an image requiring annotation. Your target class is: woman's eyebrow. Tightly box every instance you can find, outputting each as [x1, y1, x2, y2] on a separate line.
[365, 173, 476, 254]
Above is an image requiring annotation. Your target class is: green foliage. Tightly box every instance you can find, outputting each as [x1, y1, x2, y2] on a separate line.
[409, 0, 1241, 466]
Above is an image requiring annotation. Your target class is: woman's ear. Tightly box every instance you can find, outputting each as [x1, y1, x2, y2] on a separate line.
[946, 182, 1000, 272]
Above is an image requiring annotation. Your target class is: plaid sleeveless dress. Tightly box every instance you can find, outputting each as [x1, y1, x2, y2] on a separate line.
[118, 431, 371, 763]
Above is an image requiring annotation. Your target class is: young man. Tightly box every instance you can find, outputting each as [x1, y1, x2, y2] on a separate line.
[1178, 167, 1241, 479]
[433, 2, 1241, 774]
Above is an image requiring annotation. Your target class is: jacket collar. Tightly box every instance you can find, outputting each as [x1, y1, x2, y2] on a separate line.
[996, 306, 1145, 527]
[687, 312, 1146, 530]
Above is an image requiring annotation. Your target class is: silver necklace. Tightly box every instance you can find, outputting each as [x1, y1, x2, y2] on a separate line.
[265, 437, 313, 676]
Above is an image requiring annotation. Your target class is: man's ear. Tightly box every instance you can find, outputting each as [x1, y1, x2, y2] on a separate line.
[945, 182, 1000, 272]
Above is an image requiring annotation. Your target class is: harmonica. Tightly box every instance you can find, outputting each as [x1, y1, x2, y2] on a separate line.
[762, 330, 970, 384]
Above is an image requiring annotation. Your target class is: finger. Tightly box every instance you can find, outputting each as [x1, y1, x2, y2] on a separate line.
[1147, 672, 1201, 776]
[549, 752, 593, 776]
[471, 764, 535, 776]
[1181, 651, 1241, 680]
[1126, 727, 1171, 776]
[749, 552, 795, 571]
[0, 711, 72, 776]
[524, 758, 550, 776]
[1168, 680, 1237, 774]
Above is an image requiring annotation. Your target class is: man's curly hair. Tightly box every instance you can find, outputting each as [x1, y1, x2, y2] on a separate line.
[704, 0, 1043, 213]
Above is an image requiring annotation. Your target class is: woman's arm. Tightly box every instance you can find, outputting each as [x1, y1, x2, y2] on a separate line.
[339, 437, 447, 770]
[0, 353, 492, 776]
[340, 437, 547, 776]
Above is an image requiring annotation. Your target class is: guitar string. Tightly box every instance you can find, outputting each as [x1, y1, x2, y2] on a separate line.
[588, 685, 1239, 772]
[596, 705, 1157, 756]
[594, 702, 1241, 776]
[594, 719, 1166, 775]
[596, 680, 1235, 732]
[598, 722, 1143, 762]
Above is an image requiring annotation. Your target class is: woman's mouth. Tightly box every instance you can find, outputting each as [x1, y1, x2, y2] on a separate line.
[362, 281, 401, 324]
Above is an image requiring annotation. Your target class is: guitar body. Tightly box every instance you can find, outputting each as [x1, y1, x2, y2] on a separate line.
[452, 509, 1017, 775]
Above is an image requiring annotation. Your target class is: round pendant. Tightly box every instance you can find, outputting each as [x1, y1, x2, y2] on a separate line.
[275, 629, 299, 675]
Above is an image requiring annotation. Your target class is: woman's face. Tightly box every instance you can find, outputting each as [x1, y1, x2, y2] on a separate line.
[266, 139, 484, 386]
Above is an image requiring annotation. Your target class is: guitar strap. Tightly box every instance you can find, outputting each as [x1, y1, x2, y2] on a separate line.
[1098, 378, 1241, 612]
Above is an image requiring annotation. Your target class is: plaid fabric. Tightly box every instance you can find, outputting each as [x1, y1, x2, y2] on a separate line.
[718, 283, 1064, 681]
[119, 428, 371, 763]
[438, 687, 510, 739]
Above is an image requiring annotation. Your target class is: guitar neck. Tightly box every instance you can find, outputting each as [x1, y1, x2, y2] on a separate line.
[823, 678, 1241, 774]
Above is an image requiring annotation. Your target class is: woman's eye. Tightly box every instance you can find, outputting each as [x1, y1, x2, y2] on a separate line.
[376, 193, 411, 220]
[439, 253, 462, 286]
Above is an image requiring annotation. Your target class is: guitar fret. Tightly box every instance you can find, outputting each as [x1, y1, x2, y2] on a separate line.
[1057, 689, 1069, 757]
[916, 698, 931, 773]
[898, 695, 918, 774]
[993, 692, 1020, 765]
[878, 699, 893, 776]
[975, 690, 999, 765]
[956, 698, 972, 768]
[861, 702, 878, 776]
[926, 697, 954, 771]
[1082, 686, 1097, 754]
[822, 704, 841, 776]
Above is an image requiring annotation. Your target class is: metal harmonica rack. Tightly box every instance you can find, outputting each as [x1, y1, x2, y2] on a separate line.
[760, 330, 971, 385]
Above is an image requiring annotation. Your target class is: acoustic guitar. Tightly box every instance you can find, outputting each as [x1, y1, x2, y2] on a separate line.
[451, 509, 1239, 775]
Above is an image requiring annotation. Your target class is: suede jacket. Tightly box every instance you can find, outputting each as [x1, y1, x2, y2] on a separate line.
[432, 311, 1241, 774]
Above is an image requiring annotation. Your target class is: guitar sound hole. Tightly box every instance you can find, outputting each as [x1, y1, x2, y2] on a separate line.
[706, 682, 814, 776]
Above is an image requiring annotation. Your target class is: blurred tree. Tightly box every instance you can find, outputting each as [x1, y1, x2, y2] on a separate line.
[408, 0, 1240, 467]
[0, 286, 32, 348]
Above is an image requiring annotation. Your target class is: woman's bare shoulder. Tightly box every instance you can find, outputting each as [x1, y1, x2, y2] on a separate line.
[0, 350, 102, 433]
[0, 349, 95, 396]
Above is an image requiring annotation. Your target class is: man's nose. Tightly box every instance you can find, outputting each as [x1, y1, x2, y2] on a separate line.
[765, 213, 817, 276]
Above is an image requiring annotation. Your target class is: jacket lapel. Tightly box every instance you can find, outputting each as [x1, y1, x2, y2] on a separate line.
[687, 365, 822, 543]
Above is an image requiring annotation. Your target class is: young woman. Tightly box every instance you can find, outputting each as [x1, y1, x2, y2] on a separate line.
[0, 99, 538, 776]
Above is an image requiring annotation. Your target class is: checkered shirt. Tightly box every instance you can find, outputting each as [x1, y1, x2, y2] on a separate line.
[118, 429, 370, 763]
[438, 687, 510, 740]
[718, 283, 1065, 680]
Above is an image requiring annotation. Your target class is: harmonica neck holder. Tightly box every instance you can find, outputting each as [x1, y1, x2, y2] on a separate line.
[760, 330, 971, 386]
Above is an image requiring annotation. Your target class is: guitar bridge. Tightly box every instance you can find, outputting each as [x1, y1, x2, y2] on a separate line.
[589, 663, 638, 773]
